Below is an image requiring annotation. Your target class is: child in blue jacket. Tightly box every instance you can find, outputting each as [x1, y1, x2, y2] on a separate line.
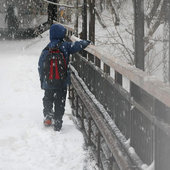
[38, 24, 90, 131]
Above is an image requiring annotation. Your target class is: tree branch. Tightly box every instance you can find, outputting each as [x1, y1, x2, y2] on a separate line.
[94, 8, 107, 28]
[146, 0, 162, 27]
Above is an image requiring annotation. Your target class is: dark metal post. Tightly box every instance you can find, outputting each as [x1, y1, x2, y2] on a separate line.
[169, 23, 170, 83]
[134, 0, 144, 70]
[115, 72, 122, 85]
[82, 0, 88, 58]
[97, 132, 101, 167]
[74, 0, 79, 36]
[82, 0, 87, 40]
[68, 85, 71, 99]
[88, 0, 95, 62]
[131, 0, 144, 101]
[71, 88, 75, 109]
[95, 58, 101, 68]
[88, 118, 92, 145]
[130, 0, 145, 149]
[82, 105, 85, 129]
[76, 95, 79, 117]
[89, 0, 95, 44]
[168, 1, 170, 82]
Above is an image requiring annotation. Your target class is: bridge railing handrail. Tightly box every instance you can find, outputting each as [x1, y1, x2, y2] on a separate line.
[71, 35, 170, 109]
[60, 23, 170, 169]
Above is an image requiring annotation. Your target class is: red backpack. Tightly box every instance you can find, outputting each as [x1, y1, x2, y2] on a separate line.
[43, 47, 67, 86]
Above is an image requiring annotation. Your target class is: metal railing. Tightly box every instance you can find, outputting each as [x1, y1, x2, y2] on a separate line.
[61, 24, 170, 169]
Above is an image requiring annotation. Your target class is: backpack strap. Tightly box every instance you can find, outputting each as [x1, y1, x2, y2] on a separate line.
[49, 42, 63, 52]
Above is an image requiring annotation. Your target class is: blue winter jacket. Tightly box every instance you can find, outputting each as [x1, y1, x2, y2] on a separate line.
[38, 24, 90, 90]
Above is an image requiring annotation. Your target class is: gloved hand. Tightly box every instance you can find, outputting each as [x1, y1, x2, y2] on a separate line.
[86, 40, 91, 45]
[81, 40, 91, 48]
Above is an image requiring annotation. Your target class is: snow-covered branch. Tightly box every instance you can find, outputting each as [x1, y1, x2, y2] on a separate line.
[43, 0, 83, 8]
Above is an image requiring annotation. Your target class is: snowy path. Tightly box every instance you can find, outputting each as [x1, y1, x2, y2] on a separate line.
[0, 33, 96, 170]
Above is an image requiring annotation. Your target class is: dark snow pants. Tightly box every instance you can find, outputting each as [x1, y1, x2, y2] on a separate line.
[43, 87, 67, 121]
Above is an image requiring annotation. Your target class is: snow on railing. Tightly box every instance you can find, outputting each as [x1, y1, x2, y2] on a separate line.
[61, 24, 170, 170]
[70, 64, 145, 170]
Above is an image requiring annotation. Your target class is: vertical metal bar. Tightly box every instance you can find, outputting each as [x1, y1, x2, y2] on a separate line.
[68, 85, 71, 99]
[88, 118, 92, 145]
[168, 1, 170, 82]
[109, 156, 115, 170]
[76, 95, 79, 117]
[169, 22, 170, 82]
[131, 0, 144, 105]
[104, 64, 110, 75]
[82, 104, 85, 129]
[95, 57, 101, 68]
[152, 98, 156, 170]
[115, 72, 122, 85]
[89, 0, 95, 44]
[82, 0, 88, 58]
[71, 88, 75, 109]
[97, 132, 101, 167]
[82, 0, 87, 40]
[88, 0, 95, 62]
[74, 0, 79, 36]
[134, 0, 144, 70]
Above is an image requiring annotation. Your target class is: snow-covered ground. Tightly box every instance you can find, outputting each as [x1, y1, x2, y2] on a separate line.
[0, 31, 97, 170]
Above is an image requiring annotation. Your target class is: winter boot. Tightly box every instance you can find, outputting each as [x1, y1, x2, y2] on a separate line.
[43, 114, 53, 127]
[53, 119, 63, 131]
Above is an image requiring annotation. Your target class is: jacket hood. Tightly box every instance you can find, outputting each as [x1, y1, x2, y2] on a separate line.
[50, 24, 66, 41]
[48, 24, 66, 48]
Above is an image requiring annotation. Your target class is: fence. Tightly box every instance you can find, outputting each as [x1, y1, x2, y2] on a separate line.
[54, 0, 170, 169]
[62, 24, 170, 169]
